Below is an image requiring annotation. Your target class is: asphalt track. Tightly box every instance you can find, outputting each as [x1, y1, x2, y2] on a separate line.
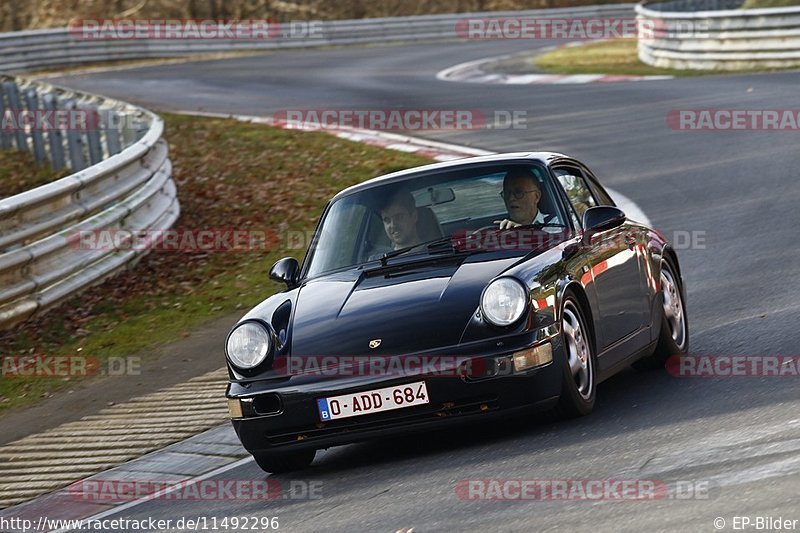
[49, 39, 800, 532]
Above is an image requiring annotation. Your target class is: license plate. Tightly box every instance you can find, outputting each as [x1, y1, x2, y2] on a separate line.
[317, 381, 429, 421]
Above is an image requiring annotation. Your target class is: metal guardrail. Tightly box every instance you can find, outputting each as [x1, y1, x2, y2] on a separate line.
[0, 5, 638, 330]
[637, 0, 800, 70]
[0, 75, 179, 329]
[0, 5, 635, 73]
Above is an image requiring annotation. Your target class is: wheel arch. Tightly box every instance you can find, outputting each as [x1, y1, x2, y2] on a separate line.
[662, 246, 682, 280]
[660, 246, 687, 304]
[561, 280, 597, 356]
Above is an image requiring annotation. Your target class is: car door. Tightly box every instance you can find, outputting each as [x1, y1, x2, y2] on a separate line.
[552, 165, 648, 353]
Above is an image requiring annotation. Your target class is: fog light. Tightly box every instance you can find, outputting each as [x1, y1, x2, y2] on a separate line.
[461, 356, 513, 380]
[252, 393, 282, 415]
[227, 398, 244, 418]
[513, 342, 553, 372]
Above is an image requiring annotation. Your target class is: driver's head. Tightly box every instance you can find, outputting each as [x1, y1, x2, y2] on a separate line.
[502, 168, 542, 225]
[379, 191, 419, 249]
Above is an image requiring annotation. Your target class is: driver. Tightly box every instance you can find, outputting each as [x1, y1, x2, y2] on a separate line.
[495, 168, 553, 230]
[379, 190, 420, 250]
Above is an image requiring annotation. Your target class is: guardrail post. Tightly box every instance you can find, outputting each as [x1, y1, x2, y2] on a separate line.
[2, 81, 29, 152]
[120, 115, 140, 147]
[24, 88, 47, 165]
[0, 88, 12, 150]
[135, 120, 149, 142]
[64, 99, 87, 171]
[103, 109, 122, 156]
[42, 93, 65, 171]
[82, 104, 104, 164]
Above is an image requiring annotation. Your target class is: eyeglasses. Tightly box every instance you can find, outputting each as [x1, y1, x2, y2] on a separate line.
[500, 189, 538, 201]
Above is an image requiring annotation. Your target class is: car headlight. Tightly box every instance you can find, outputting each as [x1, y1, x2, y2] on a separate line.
[481, 278, 529, 327]
[226, 322, 272, 370]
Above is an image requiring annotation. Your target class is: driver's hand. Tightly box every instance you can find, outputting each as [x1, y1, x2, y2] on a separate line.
[494, 219, 522, 230]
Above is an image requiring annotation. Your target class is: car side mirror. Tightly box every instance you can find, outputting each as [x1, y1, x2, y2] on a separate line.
[582, 206, 626, 233]
[269, 257, 300, 288]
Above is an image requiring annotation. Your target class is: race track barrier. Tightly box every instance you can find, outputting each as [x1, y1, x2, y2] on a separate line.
[0, 75, 178, 329]
[637, 0, 800, 70]
[0, 5, 634, 72]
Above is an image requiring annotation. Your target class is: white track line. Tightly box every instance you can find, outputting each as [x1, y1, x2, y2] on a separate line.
[49, 456, 254, 533]
[436, 51, 672, 85]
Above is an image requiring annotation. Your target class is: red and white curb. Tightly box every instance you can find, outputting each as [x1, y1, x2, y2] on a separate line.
[436, 51, 672, 85]
[182, 110, 494, 162]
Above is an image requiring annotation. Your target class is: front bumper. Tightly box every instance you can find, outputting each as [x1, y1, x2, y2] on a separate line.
[226, 337, 565, 454]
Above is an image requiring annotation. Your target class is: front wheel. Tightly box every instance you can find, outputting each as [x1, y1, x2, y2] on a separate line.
[253, 449, 316, 474]
[553, 296, 596, 418]
[634, 258, 689, 370]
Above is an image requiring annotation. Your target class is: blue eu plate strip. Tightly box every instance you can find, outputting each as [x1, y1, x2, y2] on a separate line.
[317, 398, 331, 421]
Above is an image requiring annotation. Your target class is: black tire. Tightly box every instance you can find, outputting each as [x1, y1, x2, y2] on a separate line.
[253, 449, 316, 474]
[553, 295, 597, 419]
[633, 257, 689, 370]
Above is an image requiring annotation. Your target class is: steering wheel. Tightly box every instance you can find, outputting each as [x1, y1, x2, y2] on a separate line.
[469, 223, 508, 236]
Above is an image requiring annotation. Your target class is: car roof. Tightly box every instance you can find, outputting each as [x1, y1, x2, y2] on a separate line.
[332, 152, 571, 200]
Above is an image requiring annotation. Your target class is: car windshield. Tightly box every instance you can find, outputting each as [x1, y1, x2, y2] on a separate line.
[303, 163, 568, 278]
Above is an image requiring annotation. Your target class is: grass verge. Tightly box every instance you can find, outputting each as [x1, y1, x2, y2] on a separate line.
[534, 40, 699, 77]
[0, 113, 432, 412]
[741, 0, 800, 7]
[535, 39, 800, 78]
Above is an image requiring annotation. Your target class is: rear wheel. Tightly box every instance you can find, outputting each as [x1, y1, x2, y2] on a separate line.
[634, 258, 688, 370]
[252, 449, 316, 474]
[553, 296, 596, 418]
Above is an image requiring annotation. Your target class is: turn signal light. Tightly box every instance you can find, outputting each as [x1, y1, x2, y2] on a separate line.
[513, 342, 553, 372]
[227, 398, 243, 418]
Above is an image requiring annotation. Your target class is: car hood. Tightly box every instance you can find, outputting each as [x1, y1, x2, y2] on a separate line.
[290, 254, 522, 356]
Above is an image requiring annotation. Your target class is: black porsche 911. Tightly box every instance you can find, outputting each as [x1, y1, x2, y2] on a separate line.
[224, 153, 688, 473]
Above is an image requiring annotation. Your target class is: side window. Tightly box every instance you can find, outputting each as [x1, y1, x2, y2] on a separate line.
[553, 167, 598, 224]
[582, 171, 615, 206]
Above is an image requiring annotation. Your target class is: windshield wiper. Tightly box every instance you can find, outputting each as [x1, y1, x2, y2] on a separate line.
[379, 236, 457, 266]
[497, 222, 568, 231]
